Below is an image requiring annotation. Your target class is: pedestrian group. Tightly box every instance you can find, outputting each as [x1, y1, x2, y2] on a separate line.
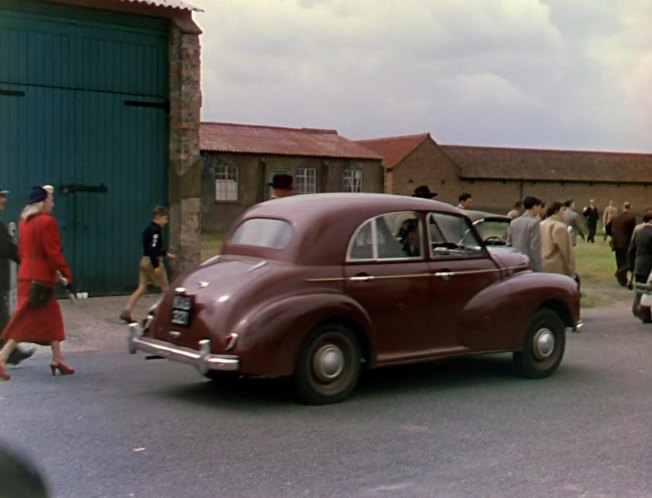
[0, 184, 174, 381]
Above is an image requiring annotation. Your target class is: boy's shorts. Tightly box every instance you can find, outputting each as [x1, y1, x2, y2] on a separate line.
[139, 256, 169, 288]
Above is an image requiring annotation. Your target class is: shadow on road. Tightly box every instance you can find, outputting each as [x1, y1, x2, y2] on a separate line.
[152, 352, 536, 408]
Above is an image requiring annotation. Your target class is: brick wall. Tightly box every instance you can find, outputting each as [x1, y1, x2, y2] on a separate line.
[389, 139, 464, 205]
[388, 140, 652, 218]
[466, 180, 652, 220]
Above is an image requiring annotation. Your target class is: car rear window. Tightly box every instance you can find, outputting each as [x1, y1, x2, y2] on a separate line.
[229, 218, 293, 249]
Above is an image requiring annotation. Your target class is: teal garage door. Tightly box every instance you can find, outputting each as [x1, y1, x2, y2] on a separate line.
[0, 0, 169, 295]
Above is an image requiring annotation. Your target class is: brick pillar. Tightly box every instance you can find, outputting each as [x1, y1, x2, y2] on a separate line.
[384, 168, 393, 194]
[168, 18, 202, 273]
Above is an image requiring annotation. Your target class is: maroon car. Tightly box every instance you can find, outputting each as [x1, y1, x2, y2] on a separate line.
[129, 194, 582, 404]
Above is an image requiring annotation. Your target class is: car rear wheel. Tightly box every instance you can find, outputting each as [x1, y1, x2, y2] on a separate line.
[513, 309, 565, 378]
[295, 324, 361, 405]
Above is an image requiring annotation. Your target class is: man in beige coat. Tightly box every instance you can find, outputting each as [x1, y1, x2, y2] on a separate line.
[540, 201, 576, 278]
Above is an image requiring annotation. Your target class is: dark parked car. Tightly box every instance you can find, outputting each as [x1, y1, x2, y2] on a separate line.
[464, 210, 513, 246]
[129, 194, 582, 404]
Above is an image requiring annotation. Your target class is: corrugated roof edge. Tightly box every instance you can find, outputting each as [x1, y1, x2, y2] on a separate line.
[200, 148, 382, 160]
[117, 0, 202, 12]
[441, 144, 652, 157]
[202, 122, 339, 134]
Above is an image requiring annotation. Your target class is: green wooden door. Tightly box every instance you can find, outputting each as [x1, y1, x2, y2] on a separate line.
[0, 0, 169, 294]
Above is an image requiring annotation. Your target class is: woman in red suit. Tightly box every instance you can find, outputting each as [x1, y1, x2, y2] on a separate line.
[0, 186, 74, 380]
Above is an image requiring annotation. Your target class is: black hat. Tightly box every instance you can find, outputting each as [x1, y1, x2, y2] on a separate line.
[412, 185, 437, 199]
[27, 186, 48, 204]
[268, 173, 293, 190]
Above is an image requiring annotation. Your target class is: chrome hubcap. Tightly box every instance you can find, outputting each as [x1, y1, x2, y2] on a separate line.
[533, 328, 555, 360]
[313, 344, 344, 382]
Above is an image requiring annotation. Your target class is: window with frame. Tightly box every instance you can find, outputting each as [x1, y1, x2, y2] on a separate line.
[229, 218, 293, 249]
[268, 168, 289, 198]
[347, 211, 422, 261]
[427, 212, 485, 258]
[215, 165, 238, 201]
[342, 169, 363, 193]
[296, 167, 317, 194]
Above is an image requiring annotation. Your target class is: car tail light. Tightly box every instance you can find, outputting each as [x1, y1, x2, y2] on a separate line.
[224, 333, 239, 351]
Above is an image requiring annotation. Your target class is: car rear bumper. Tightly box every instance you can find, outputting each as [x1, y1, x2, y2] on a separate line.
[128, 323, 239, 373]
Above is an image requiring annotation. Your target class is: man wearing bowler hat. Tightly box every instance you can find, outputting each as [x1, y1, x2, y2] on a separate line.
[269, 173, 294, 199]
[0, 187, 35, 365]
[411, 185, 437, 199]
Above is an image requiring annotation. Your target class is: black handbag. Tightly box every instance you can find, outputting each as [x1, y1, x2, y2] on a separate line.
[26, 218, 55, 307]
[28, 281, 54, 307]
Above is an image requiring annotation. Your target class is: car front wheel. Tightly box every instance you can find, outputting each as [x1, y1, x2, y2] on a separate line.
[513, 309, 566, 378]
[295, 324, 361, 405]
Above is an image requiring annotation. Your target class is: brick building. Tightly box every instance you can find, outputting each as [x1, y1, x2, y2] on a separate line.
[200, 123, 384, 232]
[356, 133, 463, 203]
[357, 133, 652, 216]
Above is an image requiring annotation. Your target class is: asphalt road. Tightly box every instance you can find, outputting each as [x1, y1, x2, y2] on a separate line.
[1, 302, 652, 498]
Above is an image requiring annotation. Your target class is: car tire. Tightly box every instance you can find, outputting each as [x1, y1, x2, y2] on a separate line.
[294, 324, 361, 405]
[513, 308, 566, 378]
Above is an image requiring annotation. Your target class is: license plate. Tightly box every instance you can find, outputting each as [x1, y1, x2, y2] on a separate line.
[171, 295, 193, 326]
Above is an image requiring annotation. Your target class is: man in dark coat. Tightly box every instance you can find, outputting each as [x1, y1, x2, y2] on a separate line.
[0, 188, 35, 365]
[627, 211, 652, 322]
[583, 199, 600, 243]
[608, 201, 637, 286]
[269, 173, 294, 199]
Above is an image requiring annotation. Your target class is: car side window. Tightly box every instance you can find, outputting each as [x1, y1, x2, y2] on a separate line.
[349, 220, 374, 260]
[428, 212, 484, 257]
[347, 211, 423, 261]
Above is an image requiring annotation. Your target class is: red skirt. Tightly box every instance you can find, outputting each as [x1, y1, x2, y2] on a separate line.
[0, 280, 65, 345]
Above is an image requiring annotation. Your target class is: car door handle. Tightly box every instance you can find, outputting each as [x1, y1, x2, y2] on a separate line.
[350, 273, 373, 282]
[433, 271, 454, 279]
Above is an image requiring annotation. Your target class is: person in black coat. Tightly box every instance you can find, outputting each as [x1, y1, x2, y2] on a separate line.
[0, 187, 35, 365]
[609, 202, 637, 286]
[583, 199, 600, 243]
[627, 211, 652, 322]
[120, 205, 176, 324]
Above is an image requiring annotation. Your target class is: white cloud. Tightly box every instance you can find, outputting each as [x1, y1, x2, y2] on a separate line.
[191, 0, 651, 151]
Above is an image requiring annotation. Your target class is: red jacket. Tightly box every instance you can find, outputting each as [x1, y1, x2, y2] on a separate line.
[17, 213, 72, 285]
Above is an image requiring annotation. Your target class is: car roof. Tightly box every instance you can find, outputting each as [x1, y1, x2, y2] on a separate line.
[463, 209, 511, 223]
[247, 193, 460, 220]
[222, 193, 467, 264]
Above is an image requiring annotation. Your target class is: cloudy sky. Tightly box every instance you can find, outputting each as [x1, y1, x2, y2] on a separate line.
[190, 0, 651, 153]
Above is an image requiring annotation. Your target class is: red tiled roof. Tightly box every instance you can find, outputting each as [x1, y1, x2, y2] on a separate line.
[355, 133, 432, 169]
[441, 145, 652, 183]
[200, 122, 382, 161]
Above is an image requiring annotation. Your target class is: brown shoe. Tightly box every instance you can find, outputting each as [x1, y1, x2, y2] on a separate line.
[119, 310, 136, 324]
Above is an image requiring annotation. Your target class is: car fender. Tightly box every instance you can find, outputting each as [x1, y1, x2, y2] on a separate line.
[505, 271, 580, 329]
[457, 277, 522, 350]
[459, 271, 578, 350]
[231, 291, 375, 376]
